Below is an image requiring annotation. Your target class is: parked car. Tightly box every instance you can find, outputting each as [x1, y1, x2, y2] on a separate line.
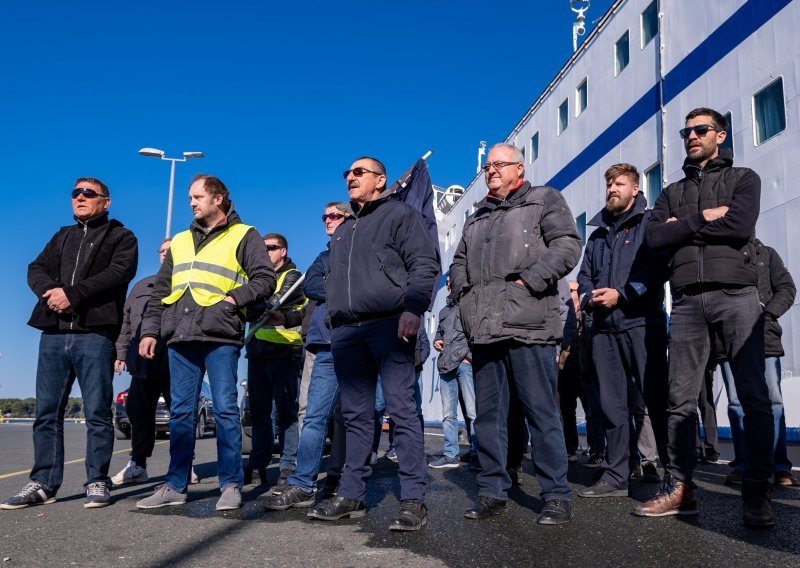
[114, 380, 216, 440]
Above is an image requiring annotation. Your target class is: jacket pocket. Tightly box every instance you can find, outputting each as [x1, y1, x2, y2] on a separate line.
[458, 288, 477, 339]
[502, 283, 545, 329]
[201, 301, 244, 340]
[161, 304, 179, 340]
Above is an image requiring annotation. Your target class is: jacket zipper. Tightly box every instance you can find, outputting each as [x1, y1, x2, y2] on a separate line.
[346, 214, 358, 320]
[68, 222, 89, 330]
[696, 170, 705, 284]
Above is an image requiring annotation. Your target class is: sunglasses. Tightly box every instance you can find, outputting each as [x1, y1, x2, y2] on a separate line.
[71, 187, 107, 199]
[322, 212, 345, 222]
[678, 124, 718, 139]
[342, 167, 382, 179]
[265, 244, 284, 251]
[481, 161, 520, 173]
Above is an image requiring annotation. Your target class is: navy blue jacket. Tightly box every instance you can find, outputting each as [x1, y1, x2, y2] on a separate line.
[326, 195, 439, 326]
[577, 193, 668, 332]
[304, 248, 331, 351]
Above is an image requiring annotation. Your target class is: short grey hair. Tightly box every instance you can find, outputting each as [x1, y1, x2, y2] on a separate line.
[489, 143, 524, 164]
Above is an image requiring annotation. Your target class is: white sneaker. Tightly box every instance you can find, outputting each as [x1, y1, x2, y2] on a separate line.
[111, 461, 149, 486]
[190, 467, 200, 484]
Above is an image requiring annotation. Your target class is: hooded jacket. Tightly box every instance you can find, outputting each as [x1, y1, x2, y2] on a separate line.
[141, 207, 275, 347]
[645, 150, 759, 292]
[577, 193, 669, 332]
[27, 213, 138, 335]
[434, 302, 471, 374]
[755, 240, 796, 357]
[449, 182, 581, 345]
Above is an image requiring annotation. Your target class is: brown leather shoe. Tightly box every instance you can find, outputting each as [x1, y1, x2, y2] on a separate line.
[632, 481, 698, 517]
[775, 471, 800, 487]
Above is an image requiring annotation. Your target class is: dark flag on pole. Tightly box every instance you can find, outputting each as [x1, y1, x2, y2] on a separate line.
[387, 152, 442, 307]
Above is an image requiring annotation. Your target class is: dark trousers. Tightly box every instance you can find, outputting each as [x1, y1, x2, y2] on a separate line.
[579, 328, 606, 458]
[472, 341, 571, 501]
[247, 356, 302, 471]
[696, 361, 719, 458]
[127, 374, 171, 468]
[666, 287, 773, 484]
[31, 332, 115, 492]
[332, 318, 426, 502]
[592, 324, 669, 488]
[326, 398, 346, 479]
[558, 363, 587, 455]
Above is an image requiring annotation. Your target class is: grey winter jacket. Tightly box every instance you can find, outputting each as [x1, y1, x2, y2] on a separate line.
[434, 303, 471, 374]
[450, 182, 581, 345]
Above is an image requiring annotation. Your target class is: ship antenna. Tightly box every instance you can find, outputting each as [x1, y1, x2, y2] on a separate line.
[570, 0, 590, 52]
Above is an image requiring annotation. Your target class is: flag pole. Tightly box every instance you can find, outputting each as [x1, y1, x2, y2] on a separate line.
[244, 273, 306, 344]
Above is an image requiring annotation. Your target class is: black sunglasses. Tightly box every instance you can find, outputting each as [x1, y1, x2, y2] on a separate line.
[322, 212, 345, 222]
[342, 167, 382, 179]
[678, 124, 718, 139]
[71, 187, 107, 199]
[265, 244, 284, 251]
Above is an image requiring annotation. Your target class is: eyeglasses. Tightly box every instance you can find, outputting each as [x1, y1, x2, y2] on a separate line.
[322, 212, 345, 222]
[481, 161, 521, 173]
[342, 167, 382, 179]
[678, 124, 719, 139]
[265, 244, 284, 251]
[71, 187, 107, 199]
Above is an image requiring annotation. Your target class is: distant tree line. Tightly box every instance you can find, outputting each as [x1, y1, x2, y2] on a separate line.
[0, 398, 84, 418]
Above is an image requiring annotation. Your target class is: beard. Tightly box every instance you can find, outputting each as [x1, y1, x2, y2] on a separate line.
[605, 194, 632, 213]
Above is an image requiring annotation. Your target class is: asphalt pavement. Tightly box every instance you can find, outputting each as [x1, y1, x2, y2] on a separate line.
[1, 423, 799, 567]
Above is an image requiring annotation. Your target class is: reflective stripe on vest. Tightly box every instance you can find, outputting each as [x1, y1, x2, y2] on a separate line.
[162, 223, 253, 307]
[254, 268, 306, 345]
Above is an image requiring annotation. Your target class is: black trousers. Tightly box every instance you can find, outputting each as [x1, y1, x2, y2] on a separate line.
[696, 361, 719, 458]
[127, 374, 171, 468]
[558, 362, 587, 455]
[326, 396, 346, 480]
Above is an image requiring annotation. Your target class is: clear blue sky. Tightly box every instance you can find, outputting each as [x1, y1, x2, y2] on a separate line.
[0, 0, 613, 398]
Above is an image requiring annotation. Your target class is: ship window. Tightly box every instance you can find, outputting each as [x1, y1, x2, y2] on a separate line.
[615, 30, 630, 76]
[644, 163, 662, 206]
[576, 78, 588, 116]
[531, 132, 539, 163]
[576, 212, 587, 245]
[641, 1, 658, 48]
[720, 111, 734, 155]
[558, 99, 569, 135]
[753, 78, 786, 145]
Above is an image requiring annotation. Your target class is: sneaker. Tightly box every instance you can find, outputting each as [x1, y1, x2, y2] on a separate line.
[268, 468, 295, 495]
[0, 482, 56, 510]
[538, 499, 574, 525]
[632, 480, 698, 517]
[111, 461, 149, 486]
[263, 485, 316, 511]
[84, 482, 110, 509]
[385, 449, 398, 462]
[136, 484, 187, 509]
[578, 480, 629, 498]
[216, 486, 242, 511]
[724, 469, 744, 486]
[429, 456, 460, 469]
[190, 467, 200, 484]
[567, 453, 578, 462]
[584, 454, 604, 468]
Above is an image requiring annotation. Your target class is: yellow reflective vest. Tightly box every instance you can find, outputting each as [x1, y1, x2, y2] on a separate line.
[162, 223, 252, 307]
[254, 268, 306, 345]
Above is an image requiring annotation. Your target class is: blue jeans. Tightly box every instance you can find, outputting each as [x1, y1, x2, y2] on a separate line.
[666, 287, 773, 484]
[472, 341, 571, 501]
[30, 332, 115, 492]
[247, 356, 301, 471]
[721, 357, 792, 473]
[166, 343, 243, 492]
[289, 349, 339, 492]
[439, 363, 477, 458]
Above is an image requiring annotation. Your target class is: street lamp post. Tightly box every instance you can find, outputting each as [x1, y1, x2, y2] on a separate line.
[138, 148, 204, 238]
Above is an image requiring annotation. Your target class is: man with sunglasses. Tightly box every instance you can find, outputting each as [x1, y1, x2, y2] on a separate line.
[640, 107, 775, 528]
[307, 157, 438, 531]
[136, 174, 275, 511]
[450, 143, 581, 525]
[2, 178, 138, 510]
[244, 233, 306, 489]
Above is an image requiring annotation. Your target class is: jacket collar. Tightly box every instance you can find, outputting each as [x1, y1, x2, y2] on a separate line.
[475, 181, 532, 211]
[190, 203, 241, 236]
[682, 147, 733, 179]
[73, 212, 109, 228]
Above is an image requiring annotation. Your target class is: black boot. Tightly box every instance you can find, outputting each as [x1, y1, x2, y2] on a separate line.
[742, 480, 774, 529]
[389, 500, 427, 531]
[307, 496, 366, 521]
[464, 496, 507, 520]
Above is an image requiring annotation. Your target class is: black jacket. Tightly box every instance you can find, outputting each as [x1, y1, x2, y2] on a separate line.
[245, 259, 305, 359]
[115, 275, 169, 379]
[141, 207, 275, 347]
[326, 195, 439, 326]
[645, 151, 760, 292]
[27, 213, 138, 335]
[577, 193, 668, 332]
[449, 182, 581, 345]
[434, 302, 471, 374]
[755, 240, 796, 357]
